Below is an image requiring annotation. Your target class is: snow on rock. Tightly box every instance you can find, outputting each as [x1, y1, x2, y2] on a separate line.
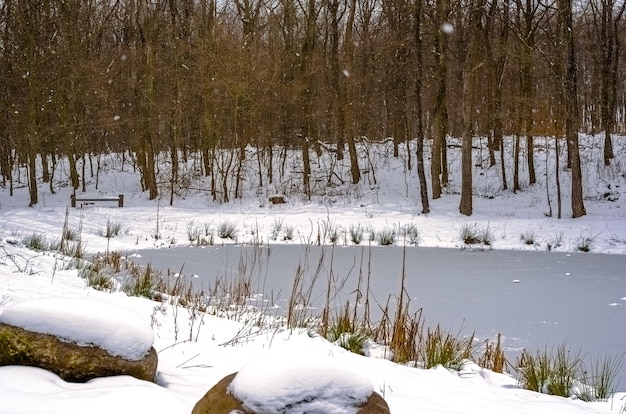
[229, 347, 374, 414]
[0, 298, 153, 360]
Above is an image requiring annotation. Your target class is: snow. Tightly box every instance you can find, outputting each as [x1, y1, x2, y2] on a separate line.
[0, 135, 626, 413]
[441, 22, 454, 34]
[0, 298, 153, 360]
[229, 345, 373, 414]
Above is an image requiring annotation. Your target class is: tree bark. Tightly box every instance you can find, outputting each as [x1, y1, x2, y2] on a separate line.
[558, 0, 586, 218]
[344, 0, 360, 184]
[459, 0, 486, 216]
[430, 0, 450, 199]
[415, 0, 429, 214]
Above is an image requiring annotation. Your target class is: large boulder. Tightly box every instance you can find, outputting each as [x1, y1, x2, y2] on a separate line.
[192, 349, 391, 414]
[192, 372, 390, 414]
[0, 323, 157, 382]
[192, 372, 390, 413]
[0, 298, 157, 383]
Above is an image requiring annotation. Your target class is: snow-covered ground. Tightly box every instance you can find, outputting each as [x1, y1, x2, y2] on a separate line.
[1, 135, 626, 413]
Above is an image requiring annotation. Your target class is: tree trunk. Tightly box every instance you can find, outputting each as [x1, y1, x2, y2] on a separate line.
[597, 0, 626, 165]
[459, 0, 486, 216]
[69, 151, 80, 190]
[520, 0, 536, 185]
[513, 135, 520, 193]
[344, 0, 360, 184]
[431, 0, 450, 199]
[559, 0, 585, 218]
[27, 151, 37, 207]
[415, 0, 429, 214]
[299, 0, 317, 199]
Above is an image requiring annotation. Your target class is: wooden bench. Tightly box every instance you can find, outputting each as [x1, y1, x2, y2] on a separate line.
[70, 194, 124, 208]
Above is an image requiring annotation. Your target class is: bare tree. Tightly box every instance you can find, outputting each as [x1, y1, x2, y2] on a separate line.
[459, 0, 486, 216]
[415, 0, 429, 214]
[589, 0, 626, 165]
[342, 0, 361, 184]
[485, 0, 511, 190]
[558, 0, 586, 217]
[429, 0, 451, 199]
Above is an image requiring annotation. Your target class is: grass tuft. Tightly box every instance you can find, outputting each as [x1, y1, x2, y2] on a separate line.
[217, 220, 239, 240]
[62, 240, 86, 259]
[402, 224, 421, 245]
[78, 261, 113, 291]
[577, 235, 595, 252]
[376, 227, 396, 246]
[348, 224, 364, 245]
[478, 333, 506, 373]
[282, 225, 295, 241]
[185, 219, 201, 242]
[104, 219, 123, 238]
[62, 227, 80, 242]
[270, 217, 284, 241]
[423, 325, 475, 370]
[123, 263, 163, 299]
[479, 225, 494, 246]
[517, 344, 581, 397]
[459, 223, 481, 245]
[324, 303, 370, 355]
[22, 233, 49, 251]
[520, 230, 536, 245]
[576, 353, 624, 401]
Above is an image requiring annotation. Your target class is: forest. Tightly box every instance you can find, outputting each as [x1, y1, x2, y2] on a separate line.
[0, 0, 625, 216]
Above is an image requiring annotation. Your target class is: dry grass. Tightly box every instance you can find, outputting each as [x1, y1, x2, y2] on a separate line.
[66, 242, 623, 399]
[478, 333, 506, 373]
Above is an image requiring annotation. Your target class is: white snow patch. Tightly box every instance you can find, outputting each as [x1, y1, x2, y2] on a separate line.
[0, 298, 153, 360]
[229, 347, 373, 414]
[441, 22, 454, 34]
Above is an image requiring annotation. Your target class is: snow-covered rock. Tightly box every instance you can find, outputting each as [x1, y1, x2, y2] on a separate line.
[0, 298, 157, 382]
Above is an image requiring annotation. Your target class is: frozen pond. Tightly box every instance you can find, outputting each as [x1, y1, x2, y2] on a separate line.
[130, 245, 626, 387]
